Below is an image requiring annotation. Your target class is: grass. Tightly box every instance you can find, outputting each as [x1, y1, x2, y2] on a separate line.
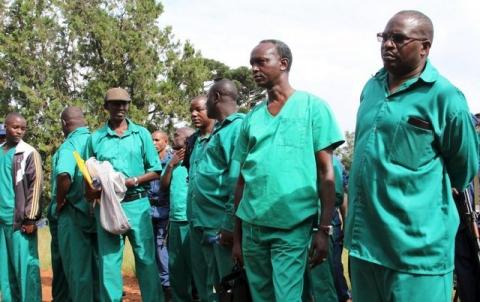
[38, 227, 136, 274]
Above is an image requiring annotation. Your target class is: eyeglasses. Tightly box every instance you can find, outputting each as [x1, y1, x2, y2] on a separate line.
[377, 32, 427, 45]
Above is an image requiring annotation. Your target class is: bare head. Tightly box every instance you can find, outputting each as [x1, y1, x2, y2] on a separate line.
[173, 127, 195, 149]
[4, 112, 26, 145]
[206, 79, 239, 120]
[152, 130, 169, 154]
[61, 106, 86, 136]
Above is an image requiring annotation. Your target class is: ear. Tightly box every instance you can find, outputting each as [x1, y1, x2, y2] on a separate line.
[420, 40, 431, 57]
[215, 91, 221, 103]
[280, 58, 289, 71]
[61, 119, 67, 127]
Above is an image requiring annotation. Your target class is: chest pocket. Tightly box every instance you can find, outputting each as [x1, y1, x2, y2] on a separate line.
[276, 118, 307, 148]
[389, 121, 436, 170]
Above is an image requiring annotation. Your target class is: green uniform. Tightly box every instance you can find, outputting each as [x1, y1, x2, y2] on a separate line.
[187, 133, 211, 302]
[165, 161, 192, 302]
[54, 127, 98, 302]
[0, 146, 41, 302]
[189, 113, 244, 301]
[47, 151, 71, 302]
[234, 91, 344, 302]
[345, 61, 479, 301]
[88, 119, 164, 302]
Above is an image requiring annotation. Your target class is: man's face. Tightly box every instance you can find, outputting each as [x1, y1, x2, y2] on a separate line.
[190, 98, 210, 129]
[105, 101, 129, 123]
[380, 15, 430, 75]
[152, 132, 168, 153]
[5, 117, 26, 144]
[172, 130, 188, 150]
[250, 42, 285, 89]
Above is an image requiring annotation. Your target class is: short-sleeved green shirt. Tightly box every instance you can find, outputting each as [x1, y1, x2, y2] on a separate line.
[333, 156, 345, 207]
[54, 127, 91, 215]
[164, 160, 189, 222]
[186, 132, 210, 221]
[87, 119, 162, 195]
[234, 91, 344, 229]
[189, 113, 245, 232]
[345, 61, 479, 275]
[0, 147, 16, 224]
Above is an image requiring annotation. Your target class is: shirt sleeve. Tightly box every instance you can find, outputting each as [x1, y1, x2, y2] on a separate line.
[311, 98, 345, 152]
[440, 92, 479, 190]
[55, 146, 77, 179]
[232, 117, 249, 165]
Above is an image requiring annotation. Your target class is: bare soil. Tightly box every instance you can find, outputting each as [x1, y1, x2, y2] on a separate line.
[41, 270, 141, 302]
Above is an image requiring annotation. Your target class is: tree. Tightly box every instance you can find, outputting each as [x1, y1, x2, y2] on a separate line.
[335, 131, 355, 172]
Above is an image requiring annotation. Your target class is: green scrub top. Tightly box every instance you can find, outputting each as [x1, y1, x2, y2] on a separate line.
[186, 132, 210, 222]
[345, 61, 480, 275]
[54, 127, 91, 215]
[234, 91, 344, 229]
[189, 113, 245, 232]
[87, 119, 162, 195]
[0, 147, 16, 224]
[165, 161, 189, 222]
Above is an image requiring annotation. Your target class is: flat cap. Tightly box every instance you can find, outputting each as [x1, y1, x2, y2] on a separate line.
[105, 87, 131, 102]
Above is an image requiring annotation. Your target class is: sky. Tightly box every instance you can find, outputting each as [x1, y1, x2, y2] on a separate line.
[158, 0, 480, 131]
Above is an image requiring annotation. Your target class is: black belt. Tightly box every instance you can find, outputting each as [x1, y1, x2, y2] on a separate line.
[122, 192, 147, 203]
[149, 199, 169, 207]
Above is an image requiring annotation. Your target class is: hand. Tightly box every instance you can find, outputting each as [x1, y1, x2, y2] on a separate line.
[21, 224, 37, 235]
[125, 178, 137, 188]
[56, 199, 67, 213]
[219, 230, 233, 246]
[85, 181, 101, 202]
[232, 231, 243, 266]
[169, 149, 185, 168]
[309, 231, 329, 268]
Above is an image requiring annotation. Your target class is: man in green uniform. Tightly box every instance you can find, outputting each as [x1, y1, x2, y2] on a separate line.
[185, 95, 216, 302]
[54, 106, 98, 302]
[189, 79, 244, 301]
[160, 127, 195, 302]
[344, 11, 479, 302]
[0, 112, 43, 302]
[86, 87, 164, 302]
[232, 40, 344, 302]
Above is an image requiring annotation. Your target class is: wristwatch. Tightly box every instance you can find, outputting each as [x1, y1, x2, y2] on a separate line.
[319, 225, 333, 236]
[132, 177, 139, 187]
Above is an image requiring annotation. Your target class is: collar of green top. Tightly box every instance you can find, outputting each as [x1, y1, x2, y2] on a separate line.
[103, 118, 140, 137]
[66, 126, 90, 140]
[374, 59, 438, 84]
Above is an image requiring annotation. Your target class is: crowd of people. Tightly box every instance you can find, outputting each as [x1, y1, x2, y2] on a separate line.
[0, 9, 479, 302]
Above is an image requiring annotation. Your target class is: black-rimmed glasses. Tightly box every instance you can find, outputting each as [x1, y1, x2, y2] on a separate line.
[377, 32, 427, 45]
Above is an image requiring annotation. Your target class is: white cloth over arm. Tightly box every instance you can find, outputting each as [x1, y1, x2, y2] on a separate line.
[86, 158, 131, 235]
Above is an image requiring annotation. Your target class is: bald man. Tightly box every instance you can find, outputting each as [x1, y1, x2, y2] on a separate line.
[345, 11, 479, 302]
[50, 106, 98, 301]
[0, 112, 42, 302]
[149, 130, 173, 298]
[187, 79, 244, 300]
[160, 127, 195, 302]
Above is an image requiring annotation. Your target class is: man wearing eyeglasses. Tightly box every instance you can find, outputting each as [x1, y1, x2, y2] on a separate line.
[344, 10, 479, 302]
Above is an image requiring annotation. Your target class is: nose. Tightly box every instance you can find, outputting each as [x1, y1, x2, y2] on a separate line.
[251, 64, 259, 73]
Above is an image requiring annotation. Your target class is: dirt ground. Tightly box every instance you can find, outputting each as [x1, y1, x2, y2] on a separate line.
[41, 270, 141, 302]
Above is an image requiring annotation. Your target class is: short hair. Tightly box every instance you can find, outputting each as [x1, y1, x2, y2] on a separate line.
[395, 10, 434, 42]
[259, 39, 293, 71]
[5, 112, 25, 125]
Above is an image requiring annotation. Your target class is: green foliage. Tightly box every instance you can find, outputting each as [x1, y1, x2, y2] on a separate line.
[0, 0, 259, 213]
[335, 131, 355, 172]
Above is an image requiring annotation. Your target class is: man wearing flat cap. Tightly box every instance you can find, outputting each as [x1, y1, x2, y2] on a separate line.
[86, 87, 165, 302]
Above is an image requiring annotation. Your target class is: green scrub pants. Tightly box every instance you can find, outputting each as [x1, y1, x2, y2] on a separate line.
[350, 256, 453, 302]
[168, 221, 192, 302]
[302, 233, 337, 302]
[48, 217, 71, 302]
[190, 225, 233, 302]
[0, 223, 41, 302]
[58, 204, 99, 302]
[242, 219, 313, 302]
[95, 197, 164, 302]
